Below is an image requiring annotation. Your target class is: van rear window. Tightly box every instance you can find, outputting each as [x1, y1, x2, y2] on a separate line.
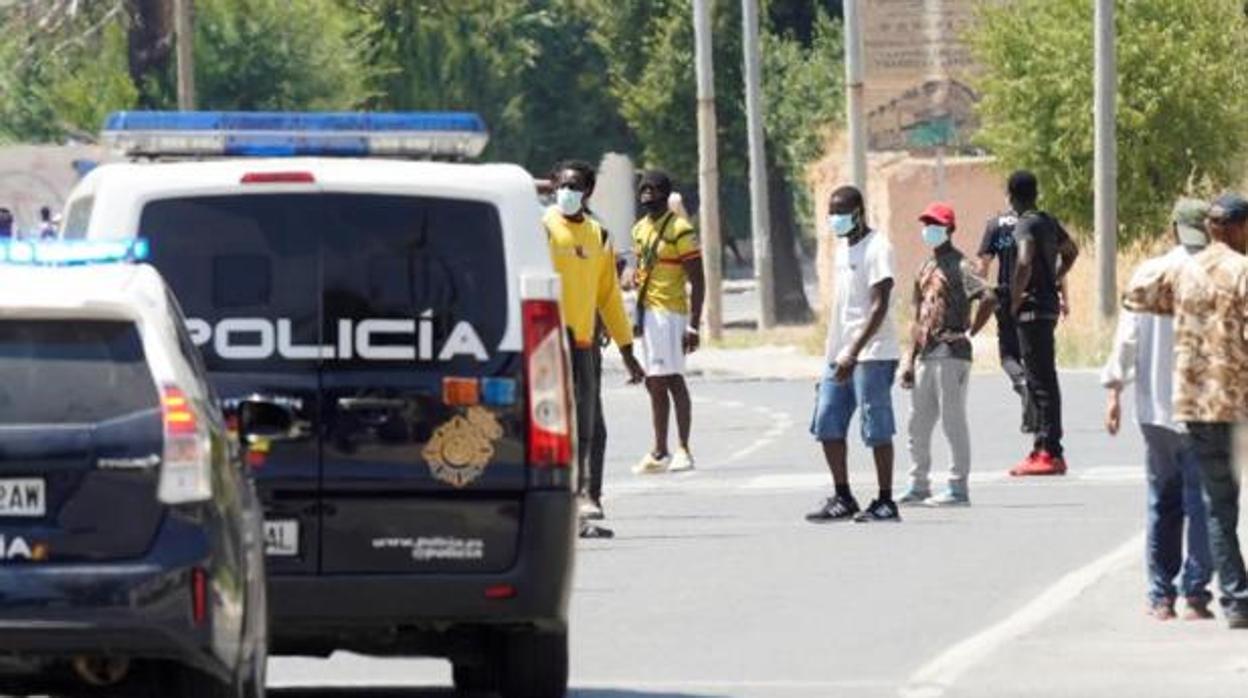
[0, 320, 159, 424]
[140, 194, 507, 371]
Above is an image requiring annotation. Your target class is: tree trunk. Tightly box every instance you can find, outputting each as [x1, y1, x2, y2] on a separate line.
[766, 151, 813, 324]
[126, 0, 175, 107]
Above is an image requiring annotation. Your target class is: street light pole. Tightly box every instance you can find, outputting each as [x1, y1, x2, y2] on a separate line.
[693, 0, 723, 341]
[844, 0, 867, 192]
[1094, 0, 1117, 325]
[174, 0, 196, 110]
[742, 0, 775, 330]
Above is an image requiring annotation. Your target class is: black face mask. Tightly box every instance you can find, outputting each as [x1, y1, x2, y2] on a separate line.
[640, 198, 667, 216]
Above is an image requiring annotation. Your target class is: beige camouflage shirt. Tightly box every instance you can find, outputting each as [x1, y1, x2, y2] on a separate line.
[1122, 242, 1248, 424]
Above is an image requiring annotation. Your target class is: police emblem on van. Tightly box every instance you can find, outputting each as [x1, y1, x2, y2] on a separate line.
[186, 314, 488, 362]
[422, 406, 504, 488]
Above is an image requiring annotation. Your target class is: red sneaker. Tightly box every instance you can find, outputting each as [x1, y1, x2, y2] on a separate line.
[1009, 451, 1040, 476]
[1012, 450, 1066, 476]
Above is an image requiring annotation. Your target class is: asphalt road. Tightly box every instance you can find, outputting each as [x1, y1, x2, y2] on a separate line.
[266, 370, 1248, 698]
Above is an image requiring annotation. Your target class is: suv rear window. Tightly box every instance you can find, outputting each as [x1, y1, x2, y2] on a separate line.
[140, 193, 508, 372]
[0, 320, 159, 424]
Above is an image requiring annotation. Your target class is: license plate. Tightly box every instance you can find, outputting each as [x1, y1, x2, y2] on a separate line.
[0, 479, 45, 518]
[264, 520, 299, 557]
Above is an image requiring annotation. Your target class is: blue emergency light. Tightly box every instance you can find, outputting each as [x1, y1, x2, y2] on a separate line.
[102, 111, 490, 159]
[0, 238, 150, 266]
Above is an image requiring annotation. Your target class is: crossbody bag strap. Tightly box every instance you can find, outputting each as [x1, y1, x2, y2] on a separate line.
[634, 213, 675, 331]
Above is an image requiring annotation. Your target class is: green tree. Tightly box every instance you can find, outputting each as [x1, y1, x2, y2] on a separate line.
[357, 0, 633, 171]
[971, 0, 1248, 242]
[0, 2, 138, 143]
[590, 0, 841, 323]
[194, 0, 376, 110]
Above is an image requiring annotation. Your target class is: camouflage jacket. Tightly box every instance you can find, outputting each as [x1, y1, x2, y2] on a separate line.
[1122, 241, 1248, 424]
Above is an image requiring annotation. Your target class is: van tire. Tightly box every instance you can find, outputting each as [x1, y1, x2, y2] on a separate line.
[496, 630, 568, 698]
[451, 660, 498, 694]
[161, 664, 242, 698]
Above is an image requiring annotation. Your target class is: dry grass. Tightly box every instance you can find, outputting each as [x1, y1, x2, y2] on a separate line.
[707, 322, 826, 355]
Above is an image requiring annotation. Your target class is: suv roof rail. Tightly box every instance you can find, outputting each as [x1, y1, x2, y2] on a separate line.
[102, 111, 489, 161]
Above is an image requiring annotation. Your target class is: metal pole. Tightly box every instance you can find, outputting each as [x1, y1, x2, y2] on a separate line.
[1094, 0, 1117, 325]
[693, 0, 723, 340]
[742, 0, 775, 330]
[174, 0, 196, 110]
[844, 0, 867, 191]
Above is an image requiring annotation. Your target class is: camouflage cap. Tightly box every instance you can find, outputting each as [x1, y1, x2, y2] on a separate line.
[1171, 198, 1209, 243]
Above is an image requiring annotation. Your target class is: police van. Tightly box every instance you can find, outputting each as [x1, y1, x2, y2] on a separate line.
[62, 112, 576, 698]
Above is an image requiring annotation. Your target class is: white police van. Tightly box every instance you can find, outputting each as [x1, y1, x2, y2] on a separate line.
[61, 113, 576, 698]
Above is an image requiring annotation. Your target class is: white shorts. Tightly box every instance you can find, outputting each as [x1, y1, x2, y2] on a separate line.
[640, 309, 687, 377]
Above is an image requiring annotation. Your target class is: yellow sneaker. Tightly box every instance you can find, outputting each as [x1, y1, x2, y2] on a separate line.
[632, 452, 671, 475]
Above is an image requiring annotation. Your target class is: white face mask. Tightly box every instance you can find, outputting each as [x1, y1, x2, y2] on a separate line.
[1176, 225, 1207, 249]
[921, 224, 949, 248]
[556, 187, 584, 216]
[828, 213, 856, 237]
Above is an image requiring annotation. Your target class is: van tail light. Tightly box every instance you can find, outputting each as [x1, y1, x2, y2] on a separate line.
[158, 385, 213, 504]
[522, 299, 572, 469]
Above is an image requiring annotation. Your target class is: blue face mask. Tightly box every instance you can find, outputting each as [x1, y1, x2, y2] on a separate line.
[921, 224, 949, 248]
[556, 187, 584, 216]
[828, 213, 856, 237]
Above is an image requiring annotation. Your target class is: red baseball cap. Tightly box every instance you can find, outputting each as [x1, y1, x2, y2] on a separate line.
[919, 202, 956, 231]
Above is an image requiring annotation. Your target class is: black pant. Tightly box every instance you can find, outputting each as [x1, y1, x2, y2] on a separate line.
[588, 342, 607, 503]
[1017, 319, 1062, 458]
[570, 346, 605, 502]
[1185, 423, 1248, 616]
[996, 308, 1037, 434]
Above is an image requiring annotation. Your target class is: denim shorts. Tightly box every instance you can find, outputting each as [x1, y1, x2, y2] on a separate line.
[810, 360, 899, 446]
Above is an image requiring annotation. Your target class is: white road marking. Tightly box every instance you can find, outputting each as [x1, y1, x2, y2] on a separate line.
[898, 531, 1144, 698]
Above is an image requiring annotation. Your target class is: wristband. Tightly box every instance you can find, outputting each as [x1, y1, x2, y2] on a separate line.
[685, 326, 700, 335]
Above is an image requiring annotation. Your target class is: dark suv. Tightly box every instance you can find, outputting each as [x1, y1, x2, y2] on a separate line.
[66, 130, 580, 697]
[0, 262, 268, 697]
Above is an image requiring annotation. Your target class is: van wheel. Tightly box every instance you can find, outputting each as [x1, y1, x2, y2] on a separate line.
[496, 630, 568, 698]
[161, 664, 242, 698]
[452, 660, 498, 694]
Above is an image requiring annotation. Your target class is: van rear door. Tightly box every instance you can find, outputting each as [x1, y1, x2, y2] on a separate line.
[142, 190, 528, 575]
[142, 195, 323, 574]
[317, 194, 526, 574]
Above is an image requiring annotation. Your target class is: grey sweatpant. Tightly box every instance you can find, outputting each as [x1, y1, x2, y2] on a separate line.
[907, 357, 973, 492]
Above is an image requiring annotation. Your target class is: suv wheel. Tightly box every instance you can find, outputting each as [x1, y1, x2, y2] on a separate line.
[496, 630, 568, 698]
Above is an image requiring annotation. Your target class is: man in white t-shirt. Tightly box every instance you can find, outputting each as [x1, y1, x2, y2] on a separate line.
[806, 185, 903, 523]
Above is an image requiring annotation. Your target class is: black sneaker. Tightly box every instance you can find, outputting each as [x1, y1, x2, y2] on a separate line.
[805, 495, 860, 523]
[854, 498, 902, 523]
[1227, 608, 1248, 629]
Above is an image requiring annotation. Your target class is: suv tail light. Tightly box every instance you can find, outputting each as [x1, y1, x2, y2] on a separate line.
[158, 386, 213, 504]
[522, 299, 572, 468]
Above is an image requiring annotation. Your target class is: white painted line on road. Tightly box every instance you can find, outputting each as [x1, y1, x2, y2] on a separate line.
[575, 678, 893, 691]
[898, 531, 1144, 698]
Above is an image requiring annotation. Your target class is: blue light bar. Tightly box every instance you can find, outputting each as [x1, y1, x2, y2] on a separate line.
[102, 111, 489, 159]
[0, 239, 150, 266]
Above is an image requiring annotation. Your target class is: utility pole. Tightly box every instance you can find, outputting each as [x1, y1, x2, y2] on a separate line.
[693, 0, 723, 340]
[742, 0, 775, 330]
[174, 0, 196, 110]
[844, 0, 867, 191]
[1094, 0, 1117, 325]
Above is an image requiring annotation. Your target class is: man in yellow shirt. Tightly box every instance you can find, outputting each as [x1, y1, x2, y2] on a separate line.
[544, 161, 644, 527]
[630, 170, 706, 474]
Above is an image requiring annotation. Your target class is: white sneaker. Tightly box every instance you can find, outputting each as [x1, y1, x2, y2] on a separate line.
[668, 448, 695, 472]
[578, 498, 605, 520]
[632, 452, 671, 475]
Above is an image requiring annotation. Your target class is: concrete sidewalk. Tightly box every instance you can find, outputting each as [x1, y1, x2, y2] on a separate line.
[951, 554, 1248, 698]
